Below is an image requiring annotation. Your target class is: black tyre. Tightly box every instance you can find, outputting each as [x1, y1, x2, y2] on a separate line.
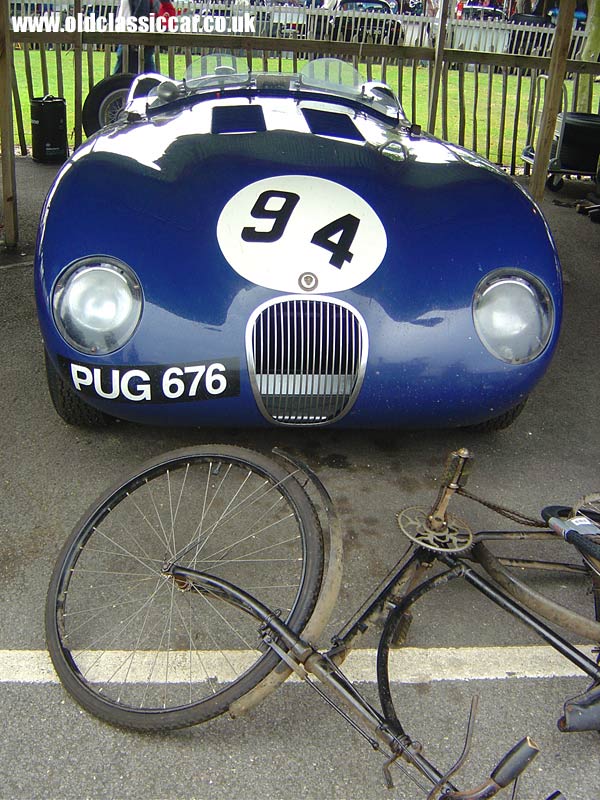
[463, 398, 527, 433]
[82, 73, 135, 136]
[377, 571, 452, 735]
[546, 174, 565, 192]
[46, 446, 324, 730]
[44, 351, 113, 427]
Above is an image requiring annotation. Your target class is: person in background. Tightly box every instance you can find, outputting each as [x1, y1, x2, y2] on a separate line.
[113, 0, 160, 75]
[157, 0, 177, 22]
[156, 0, 177, 26]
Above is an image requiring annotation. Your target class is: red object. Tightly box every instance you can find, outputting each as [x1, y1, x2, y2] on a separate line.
[456, 0, 463, 17]
[157, 0, 176, 19]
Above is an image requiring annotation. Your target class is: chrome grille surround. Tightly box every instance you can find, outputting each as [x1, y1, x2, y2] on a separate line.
[246, 295, 368, 426]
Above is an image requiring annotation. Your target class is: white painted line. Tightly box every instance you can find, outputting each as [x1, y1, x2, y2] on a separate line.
[0, 651, 58, 683]
[348, 645, 597, 683]
[0, 645, 596, 685]
[0, 261, 33, 271]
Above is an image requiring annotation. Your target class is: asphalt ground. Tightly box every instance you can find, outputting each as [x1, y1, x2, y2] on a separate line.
[1, 156, 600, 800]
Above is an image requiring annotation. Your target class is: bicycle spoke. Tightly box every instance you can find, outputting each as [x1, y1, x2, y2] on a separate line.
[203, 518, 298, 564]
[68, 576, 166, 654]
[170, 593, 230, 697]
[174, 468, 302, 567]
[62, 579, 157, 618]
[127, 491, 173, 555]
[171, 463, 190, 539]
[48, 450, 322, 723]
[92, 526, 159, 578]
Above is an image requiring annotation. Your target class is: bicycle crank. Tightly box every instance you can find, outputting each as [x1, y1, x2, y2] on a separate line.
[397, 507, 473, 552]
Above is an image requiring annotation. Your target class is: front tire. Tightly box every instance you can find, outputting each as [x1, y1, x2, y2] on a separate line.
[44, 351, 112, 427]
[46, 446, 324, 730]
[463, 398, 527, 433]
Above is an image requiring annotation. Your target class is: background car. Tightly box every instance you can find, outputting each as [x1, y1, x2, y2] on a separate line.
[329, 0, 404, 45]
[35, 56, 562, 431]
[461, 4, 505, 20]
[252, 0, 307, 38]
[508, 13, 554, 57]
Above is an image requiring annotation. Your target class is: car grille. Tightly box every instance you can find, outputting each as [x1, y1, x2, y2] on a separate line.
[246, 296, 368, 425]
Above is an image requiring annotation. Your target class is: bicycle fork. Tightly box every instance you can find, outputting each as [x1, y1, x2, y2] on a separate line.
[169, 565, 539, 800]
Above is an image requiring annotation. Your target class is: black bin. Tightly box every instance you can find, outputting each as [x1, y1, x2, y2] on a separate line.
[554, 112, 600, 174]
[31, 95, 68, 164]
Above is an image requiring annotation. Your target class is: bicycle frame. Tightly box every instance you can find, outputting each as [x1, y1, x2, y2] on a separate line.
[169, 563, 532, 800]
[166, 447, 600, 799]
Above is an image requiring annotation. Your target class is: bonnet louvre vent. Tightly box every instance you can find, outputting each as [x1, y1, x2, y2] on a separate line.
[211, 105, 267, 134]
[301, 108, 364, 141]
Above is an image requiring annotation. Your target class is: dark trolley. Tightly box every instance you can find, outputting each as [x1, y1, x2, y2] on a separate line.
[522, 75, 600, 191]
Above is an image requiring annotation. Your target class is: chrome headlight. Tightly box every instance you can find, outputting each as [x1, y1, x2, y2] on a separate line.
[52, 258, 142, 355]
[473, 271, 554, 364]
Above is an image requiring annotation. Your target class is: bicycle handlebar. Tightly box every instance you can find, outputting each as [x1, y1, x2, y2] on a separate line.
[443, 737, 540, 799]
[489, 736, 540, 788]
[561, 528, 600, 562]
[541, 506, 600, 562]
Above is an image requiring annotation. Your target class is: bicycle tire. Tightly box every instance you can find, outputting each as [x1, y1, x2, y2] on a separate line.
[46, 445, 324, 731]
[376, 568, 464, 734]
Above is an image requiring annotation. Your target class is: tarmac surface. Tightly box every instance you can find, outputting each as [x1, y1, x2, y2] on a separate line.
[1, 156, 600, 800]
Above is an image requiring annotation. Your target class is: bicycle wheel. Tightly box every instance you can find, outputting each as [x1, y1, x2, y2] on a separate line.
[46, 446, 324, 731]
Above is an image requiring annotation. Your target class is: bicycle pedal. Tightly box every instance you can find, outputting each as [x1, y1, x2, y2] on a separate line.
[397, 507, 473, 553]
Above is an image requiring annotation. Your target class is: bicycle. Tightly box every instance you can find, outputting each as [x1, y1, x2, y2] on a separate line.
[45, 445, 600, 799]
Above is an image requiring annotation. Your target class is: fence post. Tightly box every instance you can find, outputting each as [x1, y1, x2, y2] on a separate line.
[428, 0, 450, 134]
[529, 0, 576, 202]
[0, 0, 18, 248]
[73, 0, 83, 149]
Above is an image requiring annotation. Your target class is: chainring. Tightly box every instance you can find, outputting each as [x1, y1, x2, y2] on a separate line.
[397, 507, 473, 552]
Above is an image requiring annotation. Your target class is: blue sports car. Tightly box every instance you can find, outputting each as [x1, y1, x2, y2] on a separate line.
[35, 55, 562, 430]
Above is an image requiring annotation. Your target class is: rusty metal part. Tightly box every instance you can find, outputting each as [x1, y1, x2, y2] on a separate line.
[558, 682, 600, 732]
[426, 696, 479, 800]
[171, 574, 193, 591]
[474, 530, 557, 541]
[427, 448, 473, 533]
[441, 780, 503, 800]
[492, 557, 587, 574]
[398, 507, 473, 553]
[457, 488, 544, 527]
[472, 541, 600, 642]
[471, 531, 589, 573]
[442, 736, 539, 799]
[328, 549, 429, 656]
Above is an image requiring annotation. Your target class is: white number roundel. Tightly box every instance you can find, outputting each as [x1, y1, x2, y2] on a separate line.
[216, 175, 387, 294]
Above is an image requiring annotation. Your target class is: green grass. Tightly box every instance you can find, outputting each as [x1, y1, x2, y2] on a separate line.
[11, 46, 600, 168]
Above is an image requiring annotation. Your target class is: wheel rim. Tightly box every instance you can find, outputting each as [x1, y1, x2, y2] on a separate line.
[98, 88, 129, 127]
[50, 453, 317, 715]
